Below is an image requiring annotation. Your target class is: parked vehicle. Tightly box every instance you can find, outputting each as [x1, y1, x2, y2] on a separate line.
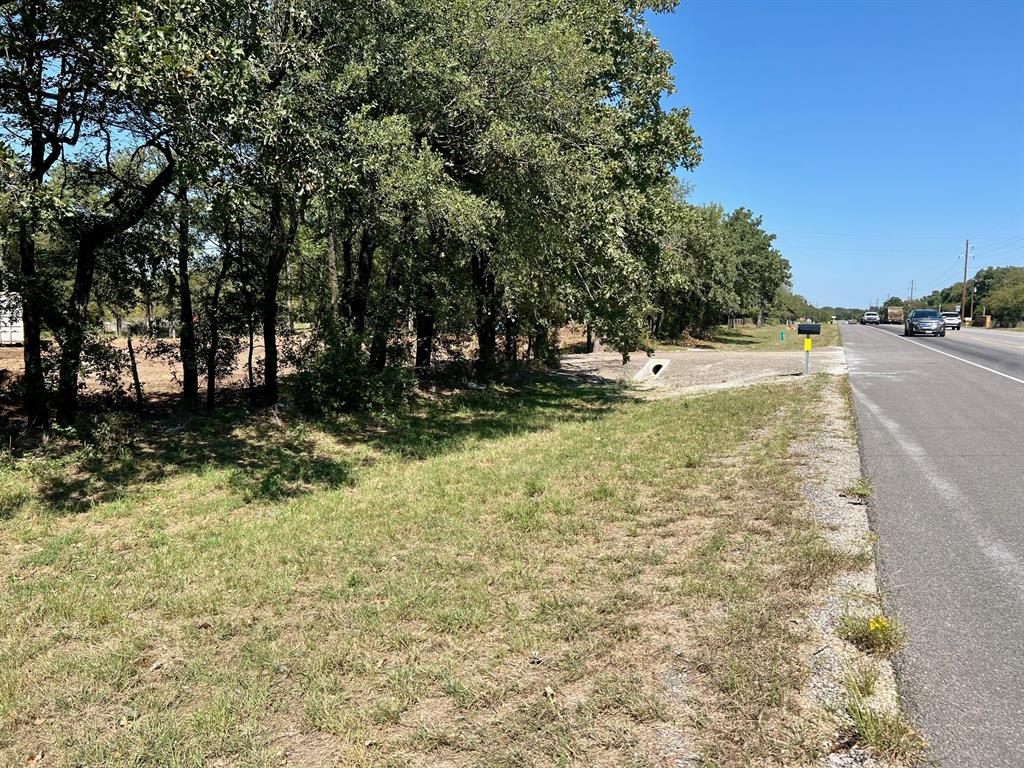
[941, 311, 962, 331]
[905, 309, 946, 337]
[0, 292, 24, 345]
[882, 306, 904, 324]
[861, 311, 880, 325]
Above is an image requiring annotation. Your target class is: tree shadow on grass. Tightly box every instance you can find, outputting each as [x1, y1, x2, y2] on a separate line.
[33, 409, 355, 514]
[326, 373, 627, 461]
[25, 374, 627, 516]
[706, 329, 760, 346]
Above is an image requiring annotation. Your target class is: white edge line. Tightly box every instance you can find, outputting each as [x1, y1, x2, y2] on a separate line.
[871, 326, 1024, 385]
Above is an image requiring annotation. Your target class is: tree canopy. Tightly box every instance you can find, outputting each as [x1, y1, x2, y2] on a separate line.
[1, 0, 797, 424]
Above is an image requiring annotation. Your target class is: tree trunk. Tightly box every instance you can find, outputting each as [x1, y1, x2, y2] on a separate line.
[352, 230, 374, 335]
[533, 325, 559, 368]
[18, 217, 47, 427]
[341, 234, 354, 321]
[56, 234, 102, 421]
[262, 191, 299, 405]
[504, 311, 517, 364]
[205, 251, 232, 410]
[585, 323, 593, 354]
[369, 251, 398, 372]
[247, 319, 255, 391]
[326, 206, 340, 325]
[177, 183, 199, 408]
[16, 8, 59, 428]
[127, 335, 144, 408]
[414, 284, 436, 373]
[55, 149, 175, 421]
[471, 252, 497, 379]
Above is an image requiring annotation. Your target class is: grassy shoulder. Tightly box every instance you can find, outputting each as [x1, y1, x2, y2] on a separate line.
[2, 376, 862, 767]
[651, 322, 842, 353]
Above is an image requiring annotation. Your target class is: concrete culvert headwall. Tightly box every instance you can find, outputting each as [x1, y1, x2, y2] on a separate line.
[632, 358, 670, 382]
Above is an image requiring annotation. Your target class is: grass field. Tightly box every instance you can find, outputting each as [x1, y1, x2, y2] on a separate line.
[651, 322, 842, 353]
[0, 376, 860, 767]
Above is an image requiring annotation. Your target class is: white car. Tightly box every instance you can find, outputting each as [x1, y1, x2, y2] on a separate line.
[860, 311, 880, 325]
[941, 311, 961, 331]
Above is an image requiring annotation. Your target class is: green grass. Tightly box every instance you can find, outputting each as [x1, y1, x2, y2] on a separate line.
[842, 476, 872, 499]
[651, 323, 842, 352]
[1, 376, 857, 767]
[844, 661, 879, 699]
[847, 694, 926, 762]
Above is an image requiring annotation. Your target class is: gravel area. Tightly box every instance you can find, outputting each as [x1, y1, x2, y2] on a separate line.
[559, 347, 845, 397]
[791, 377, 906, 768]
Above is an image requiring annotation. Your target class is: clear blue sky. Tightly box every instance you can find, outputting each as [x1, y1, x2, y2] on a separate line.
[647, 0, 1024, 308]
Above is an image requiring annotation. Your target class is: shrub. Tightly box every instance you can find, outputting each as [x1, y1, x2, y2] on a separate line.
[292, 333, 413, 415]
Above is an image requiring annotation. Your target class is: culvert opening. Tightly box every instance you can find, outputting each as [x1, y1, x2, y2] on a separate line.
[651, 364, 664, 376]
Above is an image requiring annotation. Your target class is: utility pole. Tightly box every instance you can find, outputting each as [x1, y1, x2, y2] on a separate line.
[969, 283, 976, 324]
[960, 239, 970, 323]
[908, 280, 915, 304]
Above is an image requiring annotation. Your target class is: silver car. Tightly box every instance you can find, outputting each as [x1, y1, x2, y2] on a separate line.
[904, 309, 946, 337]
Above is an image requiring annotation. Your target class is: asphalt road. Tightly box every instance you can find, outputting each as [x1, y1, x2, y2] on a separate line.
[841, 323, 1024, 767]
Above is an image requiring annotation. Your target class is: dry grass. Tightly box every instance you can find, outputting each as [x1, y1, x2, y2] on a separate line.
[651, 323, 843, 353]
[1, 376, 857, 767]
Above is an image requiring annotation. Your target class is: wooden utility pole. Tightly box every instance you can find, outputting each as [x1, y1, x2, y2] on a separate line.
[960, 240, 970, 323]
[908, 280, 915, 304]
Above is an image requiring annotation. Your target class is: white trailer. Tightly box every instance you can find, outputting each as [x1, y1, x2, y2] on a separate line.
[0, 292, 24, 345]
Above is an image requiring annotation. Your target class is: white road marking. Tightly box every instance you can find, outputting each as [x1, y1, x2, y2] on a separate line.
[856, 392, 1024, 601]
[946, 330, 1024, 350]
[871, 326, 1024, 385]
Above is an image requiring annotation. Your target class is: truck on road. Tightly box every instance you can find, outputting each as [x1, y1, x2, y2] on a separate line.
[882, 306, 904, 324]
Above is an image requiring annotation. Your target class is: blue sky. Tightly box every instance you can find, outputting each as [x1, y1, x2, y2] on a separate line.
[647, 0, 1024, 308]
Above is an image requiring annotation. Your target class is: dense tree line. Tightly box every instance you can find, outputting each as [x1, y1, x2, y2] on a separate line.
[917, 266, 1024, 326]
[1, 0, 793, 425]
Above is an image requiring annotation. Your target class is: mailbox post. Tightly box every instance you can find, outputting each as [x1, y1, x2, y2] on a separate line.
[797, 323, 821, 375]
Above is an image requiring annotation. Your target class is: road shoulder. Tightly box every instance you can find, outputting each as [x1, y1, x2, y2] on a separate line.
[792, 376, 925, 767]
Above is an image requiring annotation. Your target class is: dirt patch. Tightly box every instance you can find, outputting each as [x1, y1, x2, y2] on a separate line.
[0, 336, 274, 397]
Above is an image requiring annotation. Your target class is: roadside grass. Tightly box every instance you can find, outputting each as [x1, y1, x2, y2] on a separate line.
[651, 323, 842, 352]
[841, 477, 872, 500]
[2, 376, 856, 767]
[844, 662, 879, 699]
[846, 694, 927, 763]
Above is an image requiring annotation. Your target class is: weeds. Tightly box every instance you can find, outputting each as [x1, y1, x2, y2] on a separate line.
[841, 476, 872, 499]
[847, 694, 926, 762]
[839, 613, 906, 657]
[844, 661, 879, 698]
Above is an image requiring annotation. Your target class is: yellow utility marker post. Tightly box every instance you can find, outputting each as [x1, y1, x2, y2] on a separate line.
[798, 323, 821, 375]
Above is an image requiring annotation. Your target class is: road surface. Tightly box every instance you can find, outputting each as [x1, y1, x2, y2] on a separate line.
[841, 323, 1024, 767]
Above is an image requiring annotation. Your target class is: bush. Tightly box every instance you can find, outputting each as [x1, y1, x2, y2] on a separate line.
[292, 333, 413, 415]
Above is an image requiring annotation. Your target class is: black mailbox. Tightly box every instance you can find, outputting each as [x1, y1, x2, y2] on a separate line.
[797, 323, 821, 335]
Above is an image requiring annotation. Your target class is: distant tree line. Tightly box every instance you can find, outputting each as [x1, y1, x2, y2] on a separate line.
[1, 0, 795, 426]
[916, 266, 1024, 326]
